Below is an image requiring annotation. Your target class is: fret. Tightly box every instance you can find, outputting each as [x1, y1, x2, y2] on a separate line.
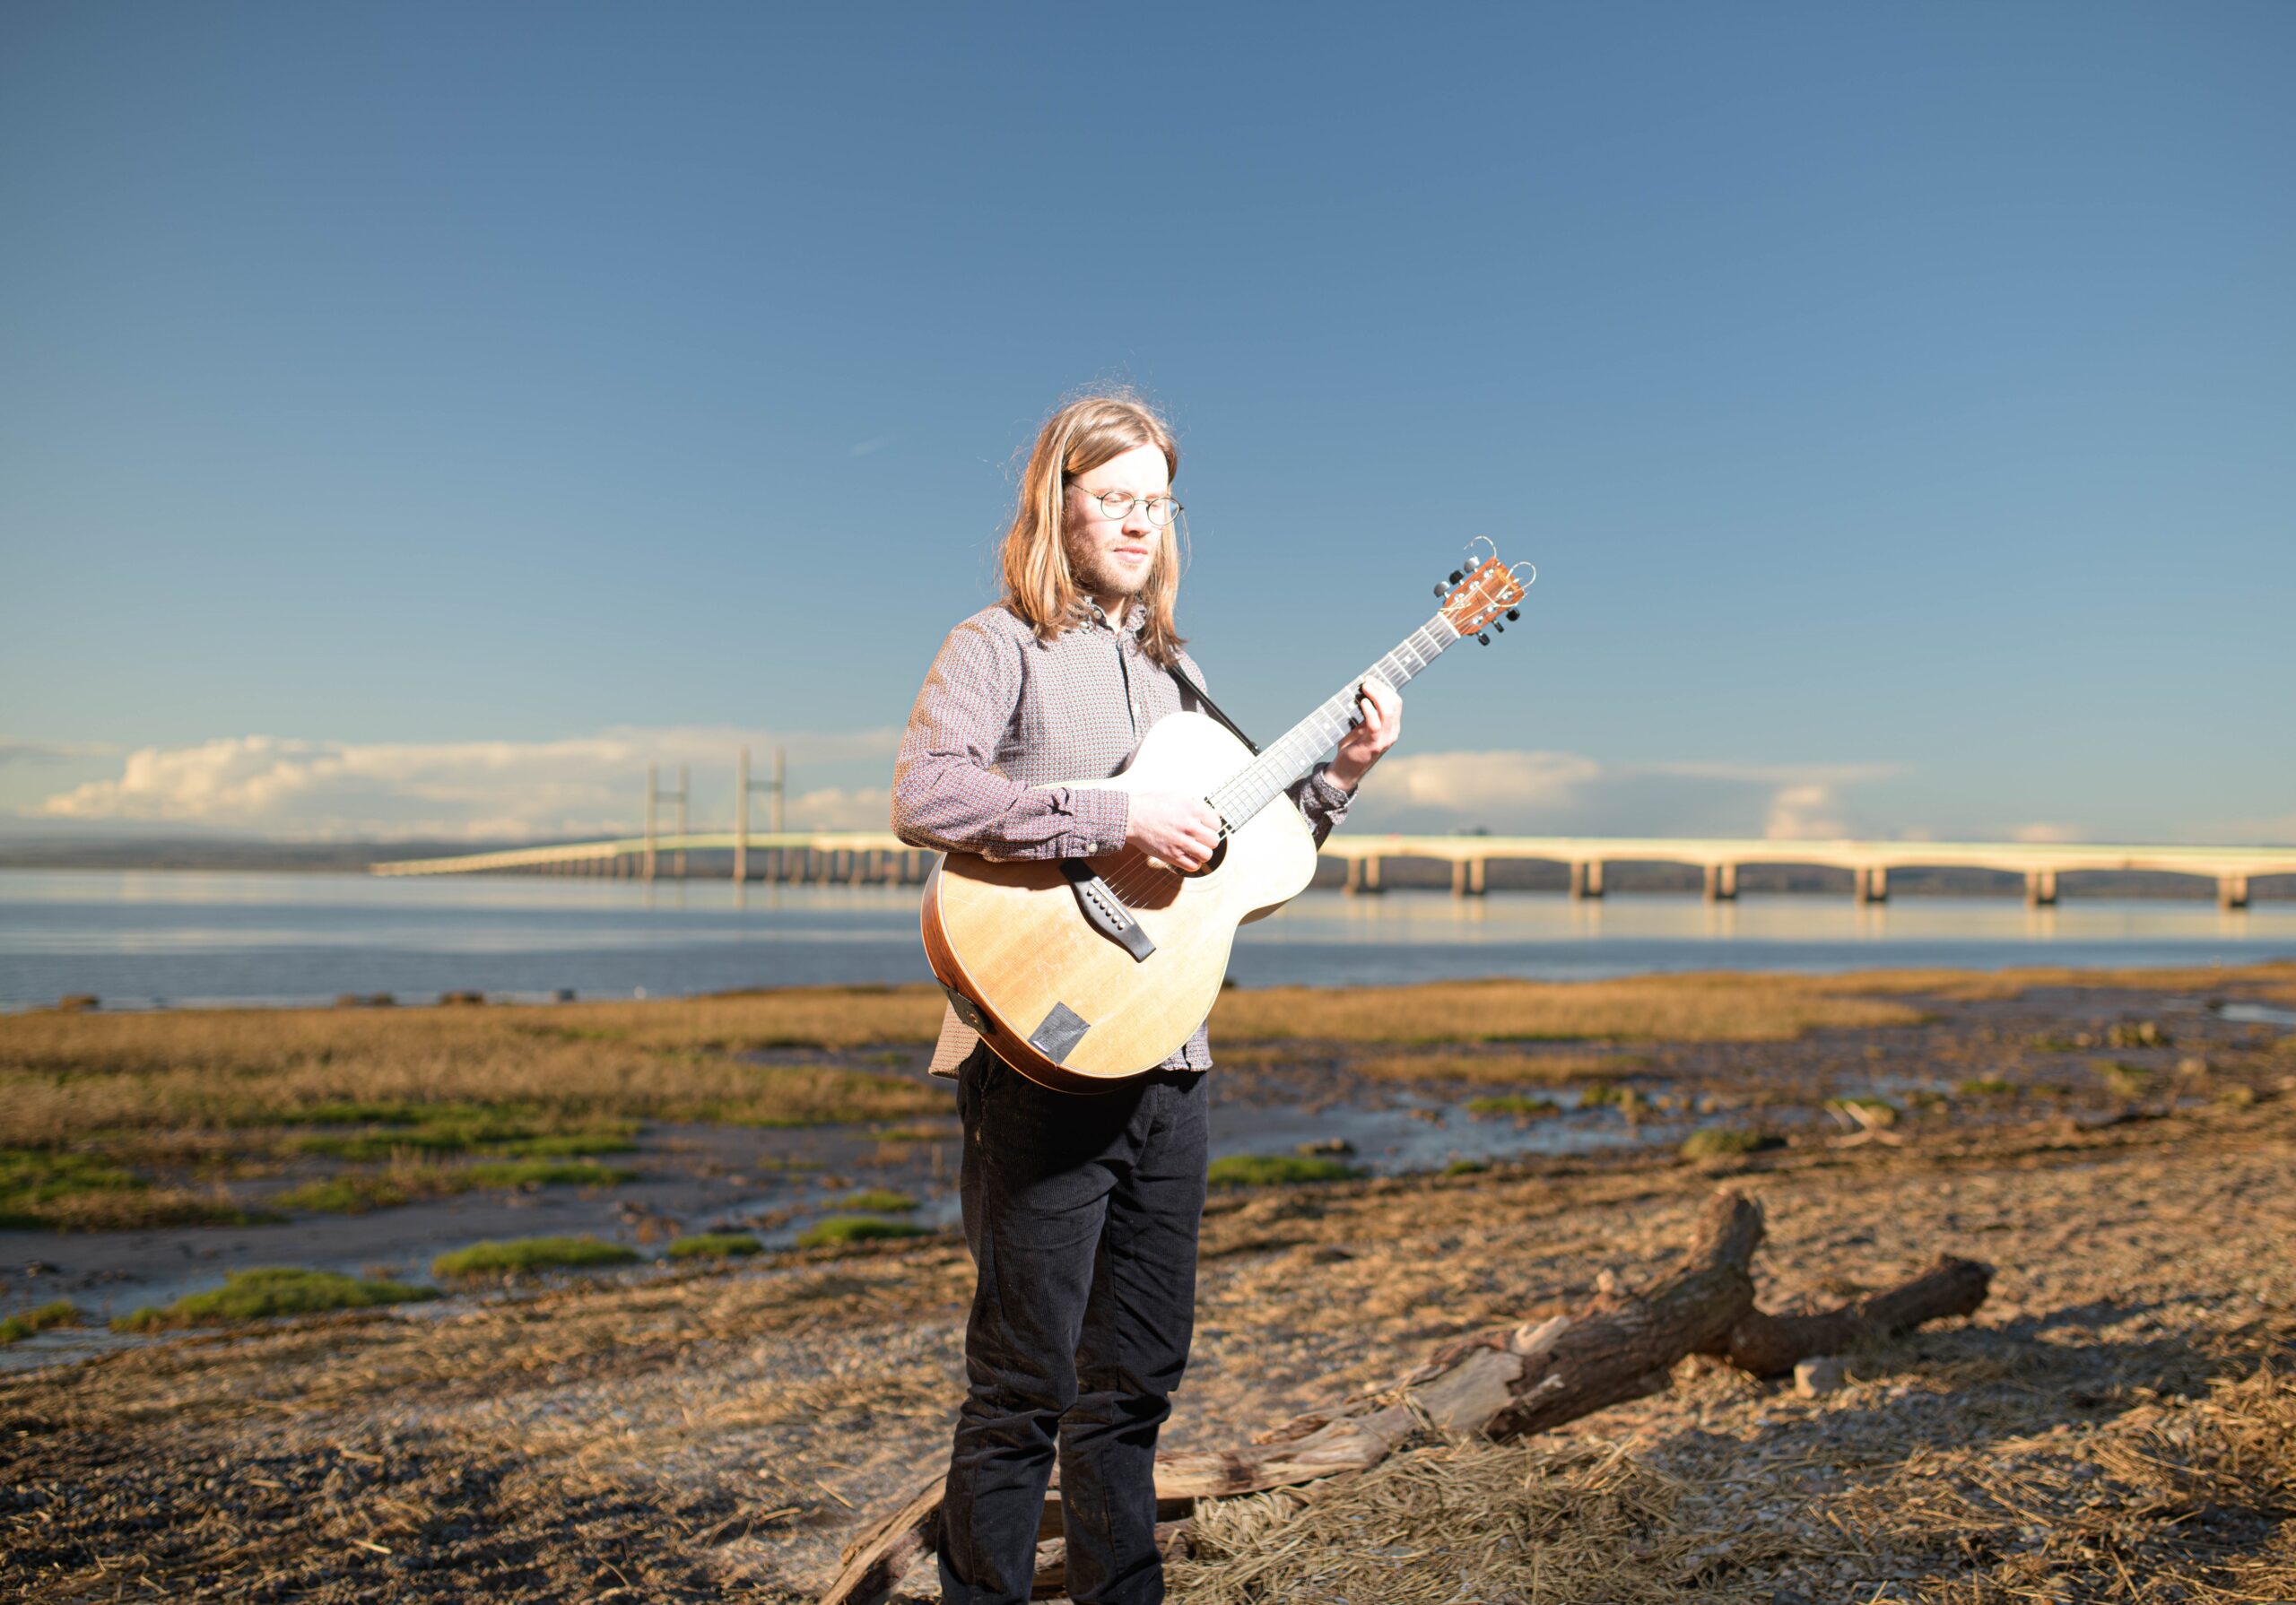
[1208, 613, 1462, 828]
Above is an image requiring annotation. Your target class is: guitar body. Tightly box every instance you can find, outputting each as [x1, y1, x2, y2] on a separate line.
[921, 712, 1319, 1093]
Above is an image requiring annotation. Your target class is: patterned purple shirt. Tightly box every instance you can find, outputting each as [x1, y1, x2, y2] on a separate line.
[892, 600, 1354, 1077]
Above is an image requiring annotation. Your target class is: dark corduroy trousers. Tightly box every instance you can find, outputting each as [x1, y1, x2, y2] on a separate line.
[936, 1041, 1209, 1605]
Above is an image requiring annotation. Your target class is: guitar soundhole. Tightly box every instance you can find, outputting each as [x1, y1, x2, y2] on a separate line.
[1180, 838, 1228, 879]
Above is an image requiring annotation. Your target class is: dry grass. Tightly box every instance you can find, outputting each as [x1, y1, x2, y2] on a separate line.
[10, 965, 2289, 1154]
[0, 988, 947, 1146]
[1805, 959, 2296, 1004]
[1169, 1364, 2296, 1605]
[1785, 1360, 2296, 1602]
[1213, 973, 1928, 1044]
[25, 1184, 256, 1231]
[4, 1071, 2294, 1603]
[1171, 1435, 1744, 1605]
[1217, 962, 2296, 1045]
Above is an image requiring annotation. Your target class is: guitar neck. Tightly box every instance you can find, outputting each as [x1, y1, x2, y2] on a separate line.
[1206, 613, 1462, 827]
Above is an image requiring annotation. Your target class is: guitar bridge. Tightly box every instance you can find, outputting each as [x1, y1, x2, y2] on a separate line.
[1059, 860, 1156, 962]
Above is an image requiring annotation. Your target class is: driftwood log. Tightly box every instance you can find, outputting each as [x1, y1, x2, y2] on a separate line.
[820, 1188, 1989, 1605]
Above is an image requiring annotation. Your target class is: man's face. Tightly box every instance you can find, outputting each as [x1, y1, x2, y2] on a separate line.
[1063, 442, 1171, 611]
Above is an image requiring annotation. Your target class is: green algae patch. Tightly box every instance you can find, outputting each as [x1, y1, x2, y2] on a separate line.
[490, 1132, 638, 1158]
[0, 1147, 253, 1231]
[1678, 1128, 1786, 1162]
[432, 1235, 639, 1280]
[666, 1232, 763, 1261]
[112, 1269, 433, 1332]
[1206, 1155, 1362, 1188]
[0, 1148, 144, 1223]
[1465, 1095, 1561, 1120]
[796, 1215, 932, 1249]
[0, 1299, 81, 1344]
[838, 1188, 918, 1212]
[273, 1175, 421, 1215]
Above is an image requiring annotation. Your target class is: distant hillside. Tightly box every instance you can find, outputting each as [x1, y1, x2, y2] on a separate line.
[0, 837, 564, 873]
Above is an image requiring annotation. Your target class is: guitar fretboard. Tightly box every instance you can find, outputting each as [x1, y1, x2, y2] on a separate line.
[1205, 613, 1462, 828]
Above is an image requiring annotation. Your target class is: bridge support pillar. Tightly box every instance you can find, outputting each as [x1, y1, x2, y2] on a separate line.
[1704, 863, 1738, 902]
[2221, 874, 2250, 910]
[1451, 858, 1488, 898]
[1855, 865, 1890, 905]
[2026, 869, 2058, 907]
[643, 762, 657, 884]
[1346, 855, 1384, 895]
[1570, 861, 1605, 899]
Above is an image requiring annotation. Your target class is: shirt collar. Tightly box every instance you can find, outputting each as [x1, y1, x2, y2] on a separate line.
[1083, 596, 1148, 639]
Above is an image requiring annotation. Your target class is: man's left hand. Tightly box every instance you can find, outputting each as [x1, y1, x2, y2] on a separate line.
[1326, 675, 1401, 793]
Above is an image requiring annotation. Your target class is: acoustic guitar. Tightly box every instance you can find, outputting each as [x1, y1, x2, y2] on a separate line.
[921, 546, 1533, 1092]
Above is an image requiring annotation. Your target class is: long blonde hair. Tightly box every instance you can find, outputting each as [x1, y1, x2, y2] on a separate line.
[999, 391, 1187, 667]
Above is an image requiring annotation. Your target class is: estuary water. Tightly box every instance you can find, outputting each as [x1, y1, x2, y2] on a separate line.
[3, 869, 2291, 1010]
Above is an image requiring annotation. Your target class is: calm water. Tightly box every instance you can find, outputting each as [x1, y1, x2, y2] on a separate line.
[3, 869, 2290, 1009]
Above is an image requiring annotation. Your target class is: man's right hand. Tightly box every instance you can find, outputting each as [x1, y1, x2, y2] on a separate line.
[1126, 792, 1222, 872]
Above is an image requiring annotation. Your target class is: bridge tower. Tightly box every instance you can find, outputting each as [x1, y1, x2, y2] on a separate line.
[735, 747, 787, 884]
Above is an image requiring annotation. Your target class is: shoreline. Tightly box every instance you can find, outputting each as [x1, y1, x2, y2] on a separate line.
[4, 961, 2292, 1344]
[2, 962, 2291, 1599]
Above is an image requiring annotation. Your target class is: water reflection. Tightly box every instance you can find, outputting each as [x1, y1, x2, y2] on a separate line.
[1250, 889, 2292, 951]
[3, 869, 2292, 1009]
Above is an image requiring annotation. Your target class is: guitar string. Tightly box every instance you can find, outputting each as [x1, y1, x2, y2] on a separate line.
[987, 583, 1509, 1068]
[1097, 624, 1441, 908]
[1094, 615, 1462, 909]
[1095, 579, 1507, 907]
[1111, 616, 1457, 905]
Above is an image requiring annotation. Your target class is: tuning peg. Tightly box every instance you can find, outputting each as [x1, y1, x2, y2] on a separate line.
[1492, 620, 1505, 633]
[1432, 584, 1447, 597]
[1448, 569, 1463, 584]
[1477, 631, 1491, 645]
[1506, 608, 1520, 620]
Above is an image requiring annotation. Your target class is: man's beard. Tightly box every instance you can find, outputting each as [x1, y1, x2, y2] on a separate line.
[1065, 532, 1155, 604]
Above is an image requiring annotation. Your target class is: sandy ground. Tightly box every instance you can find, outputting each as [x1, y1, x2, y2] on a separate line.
[4, 980, 2293, 1602]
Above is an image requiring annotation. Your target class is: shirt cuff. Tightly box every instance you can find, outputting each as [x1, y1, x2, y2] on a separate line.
[1302, 765, 1353, 820]
[1065, 786, 1131, 857]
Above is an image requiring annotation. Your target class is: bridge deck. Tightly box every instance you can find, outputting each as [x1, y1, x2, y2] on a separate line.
[369, 832, 2296, 883]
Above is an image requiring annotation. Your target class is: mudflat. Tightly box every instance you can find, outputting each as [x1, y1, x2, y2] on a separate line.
[4, 964, 2293, 1601]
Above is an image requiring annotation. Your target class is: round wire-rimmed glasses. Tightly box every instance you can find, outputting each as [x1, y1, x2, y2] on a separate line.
[1077, 488, 1183, 527]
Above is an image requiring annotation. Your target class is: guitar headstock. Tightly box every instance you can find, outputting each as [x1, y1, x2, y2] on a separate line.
[1436, 541, 1535, 644]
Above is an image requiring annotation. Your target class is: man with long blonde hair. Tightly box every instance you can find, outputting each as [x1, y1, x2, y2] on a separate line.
[891, 391, 1401, 1603]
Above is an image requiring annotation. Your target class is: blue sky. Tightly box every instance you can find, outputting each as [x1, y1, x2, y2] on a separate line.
[3, 3, 2291, 843]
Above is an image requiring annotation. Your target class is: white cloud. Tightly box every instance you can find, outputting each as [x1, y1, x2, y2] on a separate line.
[1762, 783, 1851, 841]
[30, 726, 899, 840]
[1353, 750, 1603, 820]
[2010, 820, 2086, 845]
[81, 730, 2270, 848]
[1347, 749, 1901, 840]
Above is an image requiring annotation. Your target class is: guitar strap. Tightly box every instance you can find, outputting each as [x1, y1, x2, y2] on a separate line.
[1165, 660, 1260, 755]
